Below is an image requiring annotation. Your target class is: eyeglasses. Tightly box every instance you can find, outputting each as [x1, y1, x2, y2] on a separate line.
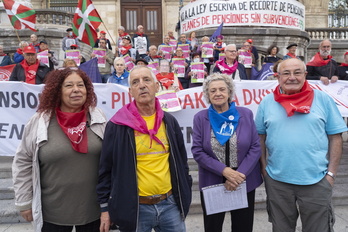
[278, 71, 305, 78]
[225, 50, 237, 53]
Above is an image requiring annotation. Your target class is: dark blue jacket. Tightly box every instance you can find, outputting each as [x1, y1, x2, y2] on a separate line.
[0, 55, 13, 66]
[97, 112, 192, 231]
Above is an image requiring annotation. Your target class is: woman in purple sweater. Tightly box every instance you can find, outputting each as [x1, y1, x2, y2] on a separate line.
[191, 73, 263, 232]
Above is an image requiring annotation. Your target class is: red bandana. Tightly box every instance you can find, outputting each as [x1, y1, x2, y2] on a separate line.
[340, 63, 348, 67]
[120, 45, 132, 55]
[119, 32, 129, 37]
[215, 59, 238, 75]
[286, 53, 296, 58]
[20, 59, 39, 84]
[307, 52, 332, 67]
[273, 81, 314, 117]
[56, 108, 88, 153]
[136, 32, 144, 36]
[16, 48, 23, 55]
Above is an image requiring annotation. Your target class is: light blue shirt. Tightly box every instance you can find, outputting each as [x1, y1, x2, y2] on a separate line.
[255, 89, 347, 185]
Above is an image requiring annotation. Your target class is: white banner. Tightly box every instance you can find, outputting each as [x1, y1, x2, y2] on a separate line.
[1, 80, 347, 156]
[180, 0, 305, 34]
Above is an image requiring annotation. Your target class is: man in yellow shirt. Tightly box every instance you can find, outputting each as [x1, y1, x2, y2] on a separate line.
[97, 66, 192, 232]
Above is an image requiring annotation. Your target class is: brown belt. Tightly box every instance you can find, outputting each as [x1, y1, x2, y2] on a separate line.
[139, 190, 172, 205]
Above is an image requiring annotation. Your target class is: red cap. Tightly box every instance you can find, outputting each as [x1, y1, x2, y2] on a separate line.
[246, 39, 253, 43]
[23, 46, 36, 54]
[70, 44, 78, 48]
[100, 31, 106, 34]
[344, 51, 348, 56]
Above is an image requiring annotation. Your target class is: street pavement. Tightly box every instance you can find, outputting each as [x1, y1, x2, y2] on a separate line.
[1, 206, 348, 232]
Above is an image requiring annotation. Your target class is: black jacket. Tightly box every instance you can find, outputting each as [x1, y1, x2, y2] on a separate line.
[97, 112, 192, 231]
[306, 59, 339, 80]
[9, 62, 50, 84]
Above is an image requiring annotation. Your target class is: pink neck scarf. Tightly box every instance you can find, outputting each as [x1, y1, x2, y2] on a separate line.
[110, 98, 165, 148]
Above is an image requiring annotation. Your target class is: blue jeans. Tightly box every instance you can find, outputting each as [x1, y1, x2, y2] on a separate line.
[133, 194, 186, 232]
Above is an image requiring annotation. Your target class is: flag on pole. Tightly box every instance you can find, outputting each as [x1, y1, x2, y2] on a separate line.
[72, 0, 102, 47]
[210, 22, 224, 42]
[3, 0, 37, 31]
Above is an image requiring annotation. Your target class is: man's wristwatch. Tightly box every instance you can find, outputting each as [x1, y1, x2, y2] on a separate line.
[326, 171, 336, 180]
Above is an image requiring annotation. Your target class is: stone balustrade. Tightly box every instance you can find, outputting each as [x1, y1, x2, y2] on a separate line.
[306, 27, 348, 40]
[35, 9, 73, 26]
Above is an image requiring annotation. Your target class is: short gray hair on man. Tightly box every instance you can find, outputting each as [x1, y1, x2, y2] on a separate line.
[225, 44, 237, 50]
[114, 57, 125, 66]
[19, 41, 29, 47]
[128, 65, 158, 86]
[276, 58, 307, 74]
[118, 26, 125, 31]
[203, 73, 235, 104]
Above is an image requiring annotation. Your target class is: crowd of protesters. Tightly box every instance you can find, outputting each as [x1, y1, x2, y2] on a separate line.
[3, 25, 348, 232]
[2, 26, 348, 86]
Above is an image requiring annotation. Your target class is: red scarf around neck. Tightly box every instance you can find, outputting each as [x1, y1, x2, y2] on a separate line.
[286, 53, 296, 58]
[20, 59, 39, 84]
[110, 98, 165, 149]
[273, 81, 314, 117]
[16, 48, 23, 55]
[120, 45, 132, 55]
[215, 59, 238, 75]
[341, 63, 348, 67]
[56, 108, 88, 153]
[307, 52, 332, 67]
[136, 32, 144, 36]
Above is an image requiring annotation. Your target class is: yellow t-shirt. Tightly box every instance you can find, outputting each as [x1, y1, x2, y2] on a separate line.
[135, 113, 172, 196]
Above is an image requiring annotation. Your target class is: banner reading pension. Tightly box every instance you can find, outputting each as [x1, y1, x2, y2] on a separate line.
[180, 0, 305, 34]
[1, 80, 347, 157]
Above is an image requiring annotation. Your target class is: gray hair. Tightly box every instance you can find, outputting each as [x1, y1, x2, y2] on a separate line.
[225, 44, 237, 50]
[19, 41, 29, 47]
[128, 66, 158, 86]
[114, 57, 125, 66]
[277, 58, 307, 73]
[203, 73, 235, 104]
[118, 26, 125, 31]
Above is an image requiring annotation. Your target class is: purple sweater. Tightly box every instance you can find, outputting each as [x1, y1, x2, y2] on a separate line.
[191, 107, 263, 192]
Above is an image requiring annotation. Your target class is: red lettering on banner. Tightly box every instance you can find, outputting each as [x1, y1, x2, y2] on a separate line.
[202, 16, 210, 26]
[242, 89, 274, 105]
[111, 92, 132, 108]
[182, 94, 195, 109]
[194, 92, 207, 108]
[212, 14, 249, 24]
[262, 14, 298, 27]
[243, 89, 252, 105]
[251, 13, 261, 23]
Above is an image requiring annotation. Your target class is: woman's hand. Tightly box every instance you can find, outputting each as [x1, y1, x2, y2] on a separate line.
[222, 167, 245, 189]
[20, 209, 33, 222]
[100, 211, 111, 232]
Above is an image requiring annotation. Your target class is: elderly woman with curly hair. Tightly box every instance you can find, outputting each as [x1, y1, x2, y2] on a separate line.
[191, 73, 263, 232]
[12, 68, 107, 232]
